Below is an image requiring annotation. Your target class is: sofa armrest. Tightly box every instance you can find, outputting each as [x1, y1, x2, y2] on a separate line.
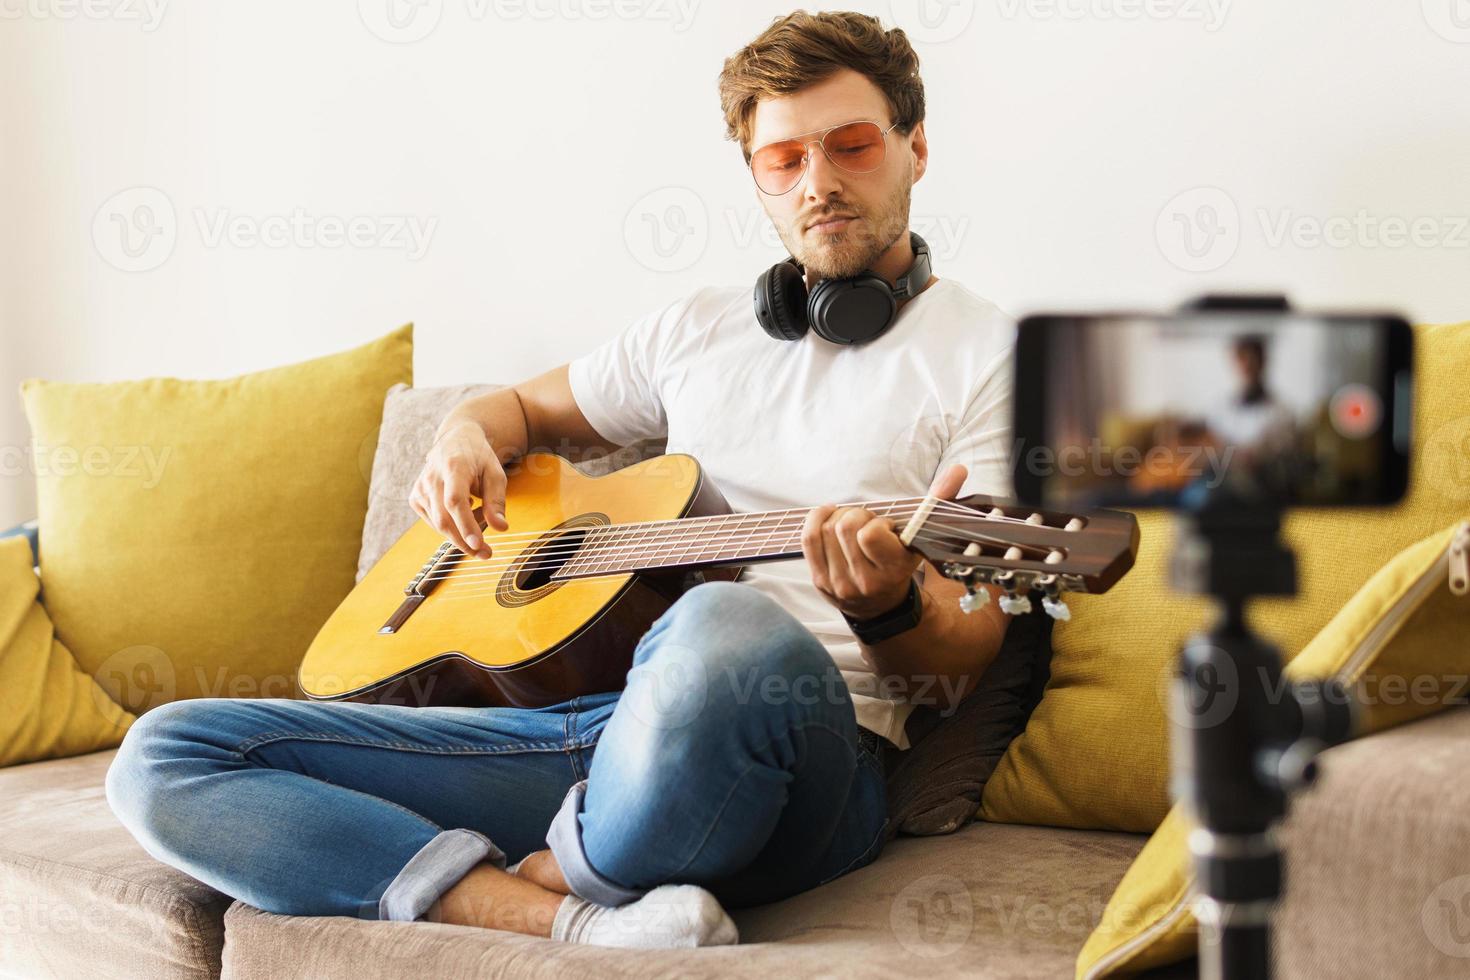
[0, 520, 38, 565]
[1277, 706, 1470, 979]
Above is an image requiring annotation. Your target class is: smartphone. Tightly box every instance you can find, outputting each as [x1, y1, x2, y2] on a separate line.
[1012, 310, 1413, 510]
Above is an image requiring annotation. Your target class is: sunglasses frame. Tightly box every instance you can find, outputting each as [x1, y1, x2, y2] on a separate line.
[747, 118, 902, 196]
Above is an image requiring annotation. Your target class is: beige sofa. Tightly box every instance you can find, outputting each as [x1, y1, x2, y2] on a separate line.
[3, 708, 1468, 978]
[5, 414, 1468, 979]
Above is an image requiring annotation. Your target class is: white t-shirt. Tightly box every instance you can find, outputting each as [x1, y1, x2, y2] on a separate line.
[567, 278, 1016, 747]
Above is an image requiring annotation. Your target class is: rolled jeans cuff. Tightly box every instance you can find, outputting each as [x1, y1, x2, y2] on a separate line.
[545, 779, 644, 908]
[378, 828, 506, 922]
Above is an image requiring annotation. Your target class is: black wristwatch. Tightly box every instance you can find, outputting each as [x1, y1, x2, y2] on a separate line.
[842, 578, 924, 645]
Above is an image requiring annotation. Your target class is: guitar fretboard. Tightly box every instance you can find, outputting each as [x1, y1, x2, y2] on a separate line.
[551, 497, 916, 581]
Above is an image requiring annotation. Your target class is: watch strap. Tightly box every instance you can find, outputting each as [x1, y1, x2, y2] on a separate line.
[842, 578, 923, 645]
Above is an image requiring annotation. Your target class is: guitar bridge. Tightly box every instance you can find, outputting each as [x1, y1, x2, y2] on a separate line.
[406, 542, 455, 597]
[380, 541, 456, 634]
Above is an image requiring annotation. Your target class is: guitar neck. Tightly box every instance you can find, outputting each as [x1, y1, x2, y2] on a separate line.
[550, 496, 923, 582]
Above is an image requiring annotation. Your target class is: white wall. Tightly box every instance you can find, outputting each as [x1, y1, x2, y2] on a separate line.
[3, 0, 1468, 527]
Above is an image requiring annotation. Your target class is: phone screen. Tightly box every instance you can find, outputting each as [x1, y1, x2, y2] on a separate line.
[1013, 313, 1412, 509]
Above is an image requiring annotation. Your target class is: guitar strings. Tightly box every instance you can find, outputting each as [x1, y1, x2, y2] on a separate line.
[417, 500, 1031, 586]
[425, 495, 1033, 575]
[426, 516, 1057, 601]
[429, 523, 1039, 603]
[418, 504, 1056, 591]
[423, 493, 1004, 565]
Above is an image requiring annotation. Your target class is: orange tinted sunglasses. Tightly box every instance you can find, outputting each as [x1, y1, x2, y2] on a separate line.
[748, 119, 901, 196]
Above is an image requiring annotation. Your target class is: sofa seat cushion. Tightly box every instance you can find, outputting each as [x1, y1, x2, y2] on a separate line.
[221, 822, 1145, 980]
[0, 749, 230, 980]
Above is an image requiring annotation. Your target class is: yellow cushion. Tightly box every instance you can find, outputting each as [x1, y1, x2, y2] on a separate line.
[1077, 519, 1470, 978]
[20, 326, 413, 712]
[0, 536, 134, 765]
[980, 320, 1470, 833]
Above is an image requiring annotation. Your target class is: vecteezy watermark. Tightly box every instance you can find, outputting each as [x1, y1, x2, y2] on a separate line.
[1011, 436, 1239, 490]
[993, 0, 1231, 31]
[1158, 644, 1240, 732]
[885, 413, 953, 494]
[620, 642, 710, 732]
[193, 208, 437, 260]
[0, 0, 169, 31]
[1257, 208, 1470, 251]
[0, 898, 114, 937]
[623, 186, 709, 273]
[724, 207, 973, 264]
[92, 644, 327, 714]
[980, 892, 1106, 938]
[1155, 186, 1240, 273]
[1156, 185, 1470, 272]
[891, 875, 975, 958]
[888, 0, 977, 44]
[1421, 0, 1470, 43]
[92, 645, 177, 714]
[0, 442, 172, 489]
[357, 0, 698, 43]
[1423, 874, 1470, 958]
[1424, 416, 1470, 503]
[620, 647, 978, 732]
[1159, 662, 1470, 732]
[92, 186, 438, 271]
[487, 0, 698, 29]
[92, 186, 178, 273]
[357, 0, 444, 43]
[624, 186, 972, 274]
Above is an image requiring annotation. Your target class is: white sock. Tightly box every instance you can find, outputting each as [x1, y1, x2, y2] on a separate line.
[550, 885, 739, 949]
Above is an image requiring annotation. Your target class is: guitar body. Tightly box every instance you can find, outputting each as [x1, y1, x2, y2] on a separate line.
[298, 453, 742, 708]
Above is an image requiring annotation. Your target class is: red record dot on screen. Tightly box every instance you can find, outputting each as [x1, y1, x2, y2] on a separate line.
[1329, 383, 1381, 439]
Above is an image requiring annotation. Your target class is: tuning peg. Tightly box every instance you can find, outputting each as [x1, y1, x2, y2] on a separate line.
[958, 588, 990, 614]
[998, 592, 1033, 615]
[1041, 594, 1072, 621]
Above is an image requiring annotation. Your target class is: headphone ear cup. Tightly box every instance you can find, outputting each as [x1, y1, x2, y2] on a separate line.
[808, 274, 897, 346]
[754, 260, 810, 342]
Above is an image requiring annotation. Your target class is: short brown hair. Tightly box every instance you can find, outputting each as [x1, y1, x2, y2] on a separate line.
[718, 10, 925, 163]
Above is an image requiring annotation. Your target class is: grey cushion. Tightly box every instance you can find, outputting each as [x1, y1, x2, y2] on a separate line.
[220, 822, 1147, 980]
[884, 604, 1053, 836]
[0, 749, 230, 980]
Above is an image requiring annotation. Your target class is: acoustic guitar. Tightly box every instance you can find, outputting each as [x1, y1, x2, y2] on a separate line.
[298, 452, 1138, 708]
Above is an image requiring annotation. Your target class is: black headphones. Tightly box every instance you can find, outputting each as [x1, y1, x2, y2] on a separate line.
[754, 230, 934, 346]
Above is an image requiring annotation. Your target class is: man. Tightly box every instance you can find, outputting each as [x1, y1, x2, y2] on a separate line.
[108, 10, 1016, 949]
[1205, 334, 1298, 464]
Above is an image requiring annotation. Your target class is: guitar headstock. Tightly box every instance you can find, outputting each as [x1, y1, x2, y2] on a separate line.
[902, 494, 1140, 620]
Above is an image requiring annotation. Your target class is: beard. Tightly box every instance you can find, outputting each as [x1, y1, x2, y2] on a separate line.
[778, 178, 913, 281]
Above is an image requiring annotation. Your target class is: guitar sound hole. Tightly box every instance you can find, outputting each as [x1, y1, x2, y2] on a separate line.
[516, 529, 589, 591]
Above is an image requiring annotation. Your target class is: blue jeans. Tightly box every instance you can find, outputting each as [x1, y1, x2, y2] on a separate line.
[106, 581, 890, 921]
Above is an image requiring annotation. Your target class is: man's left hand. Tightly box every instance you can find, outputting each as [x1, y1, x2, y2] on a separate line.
[801, 463, 969, 621]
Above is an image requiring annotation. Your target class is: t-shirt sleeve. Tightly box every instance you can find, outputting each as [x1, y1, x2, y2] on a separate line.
[566, 296, 684, 447]
[935, 344, 1015, 502]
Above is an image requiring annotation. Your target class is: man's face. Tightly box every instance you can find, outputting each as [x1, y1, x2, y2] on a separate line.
[1233, 345, 1264, 383]
[748, 68, 927, 280]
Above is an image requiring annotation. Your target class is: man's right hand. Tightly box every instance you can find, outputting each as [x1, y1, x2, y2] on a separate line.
[409, 419, 510, 560]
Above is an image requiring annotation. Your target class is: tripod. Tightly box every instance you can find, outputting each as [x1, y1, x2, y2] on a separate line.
[1170, 497, 1356, 980]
